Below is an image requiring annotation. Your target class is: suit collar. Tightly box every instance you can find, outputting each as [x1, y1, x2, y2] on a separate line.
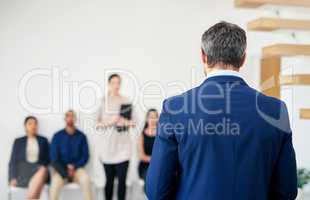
[201, 75, 248, 86]
[206, 70, 243, 79]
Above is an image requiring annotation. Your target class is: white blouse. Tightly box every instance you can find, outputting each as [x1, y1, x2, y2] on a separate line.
[26, 137, 39, 163]
[97, 95, 137, 164]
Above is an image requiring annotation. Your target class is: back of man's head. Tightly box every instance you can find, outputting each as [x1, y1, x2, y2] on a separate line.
[201, 21, 247, 69]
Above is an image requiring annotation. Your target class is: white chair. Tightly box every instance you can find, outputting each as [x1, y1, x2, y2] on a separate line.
[8, 186, 26, 200]
[59, 182, 97, 200]
[8, 185, 49, 200]
[63, 182, 80, 190]
[8, 184, 84, 200]
[59, 183, 82, 199]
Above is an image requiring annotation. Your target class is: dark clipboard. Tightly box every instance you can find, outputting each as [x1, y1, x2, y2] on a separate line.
[116, 104, 132, 132]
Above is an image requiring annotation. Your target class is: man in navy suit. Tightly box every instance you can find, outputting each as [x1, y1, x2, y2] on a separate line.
[146, 21, 297, 200]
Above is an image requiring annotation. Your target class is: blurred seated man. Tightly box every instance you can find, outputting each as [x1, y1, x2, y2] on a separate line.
[49, 110, 93, 200]
[9, 116, 49, 199]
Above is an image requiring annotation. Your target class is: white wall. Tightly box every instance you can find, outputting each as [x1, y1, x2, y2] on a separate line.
[281, 56, 310, 169]
[1, 0, 310, 199]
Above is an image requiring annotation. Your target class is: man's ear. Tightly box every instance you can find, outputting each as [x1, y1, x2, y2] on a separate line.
[201, 48, 207, 64]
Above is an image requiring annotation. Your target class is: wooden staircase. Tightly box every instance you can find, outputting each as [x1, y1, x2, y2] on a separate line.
[235, 0, 310, 8]
[280, 75, 310, 85]
[261, 44, 310, 98]
[300, 109, 310, 119]
[248, 18, 310, 31]
[235, 0, 310, 119]
[263, 44, 310, 58]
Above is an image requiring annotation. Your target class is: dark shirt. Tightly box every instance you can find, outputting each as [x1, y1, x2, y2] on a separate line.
[138, 131, 156, 179]
[50, 128, 89, 176]
[143, 131, 155, 156]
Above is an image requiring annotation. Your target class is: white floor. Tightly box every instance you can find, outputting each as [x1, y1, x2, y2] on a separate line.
[95, 183, 147, 200]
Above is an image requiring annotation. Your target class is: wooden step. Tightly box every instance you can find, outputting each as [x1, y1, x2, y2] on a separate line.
[248, 18, 310, 31]
[280, 75, 310, 85]
[263, 44, 310, 58]
[300, 109, 310, 119]
[235, 0, 310, 8]
[261, 57, 281, 98]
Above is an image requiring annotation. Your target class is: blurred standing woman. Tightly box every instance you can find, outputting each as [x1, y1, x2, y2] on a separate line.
[8, 116, 49, 199]
[138, 109, 158, 182]
[97, 74, 136, 200]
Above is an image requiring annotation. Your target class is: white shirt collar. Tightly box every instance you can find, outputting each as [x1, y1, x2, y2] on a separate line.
[206, 70, 243, 79]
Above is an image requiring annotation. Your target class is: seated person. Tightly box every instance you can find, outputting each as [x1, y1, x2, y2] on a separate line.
[138, 109, 158, 182]
[8, 116, 49, 199]
[49, 110, 93, 200]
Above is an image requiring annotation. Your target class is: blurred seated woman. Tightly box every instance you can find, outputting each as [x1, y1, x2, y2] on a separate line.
[138, 109, 159, 182]
[8, 116, 49, 199]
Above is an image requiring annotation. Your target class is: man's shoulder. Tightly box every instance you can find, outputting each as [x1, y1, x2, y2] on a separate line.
[53, 129, 66, 138]
[167, 85, 199, 100]
[256, 90, 286, 109]
[248, 88, 289, 128]
[162, 87, 199, 112]
[235, 84, 285, 109]
[75, 129, 87, 138]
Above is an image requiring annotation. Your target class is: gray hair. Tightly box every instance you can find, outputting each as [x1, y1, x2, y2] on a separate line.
[201, 21, 247, 68]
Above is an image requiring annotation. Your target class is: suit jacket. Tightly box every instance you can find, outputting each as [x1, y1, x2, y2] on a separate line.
[146, 76, 297, 200]
[8, 135, 50, 181]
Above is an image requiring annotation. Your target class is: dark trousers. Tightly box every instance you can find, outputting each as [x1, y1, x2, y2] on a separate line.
[103, 161, 129, 200]
[138, 161, 149, 193]
[138, 161, 149, 181]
